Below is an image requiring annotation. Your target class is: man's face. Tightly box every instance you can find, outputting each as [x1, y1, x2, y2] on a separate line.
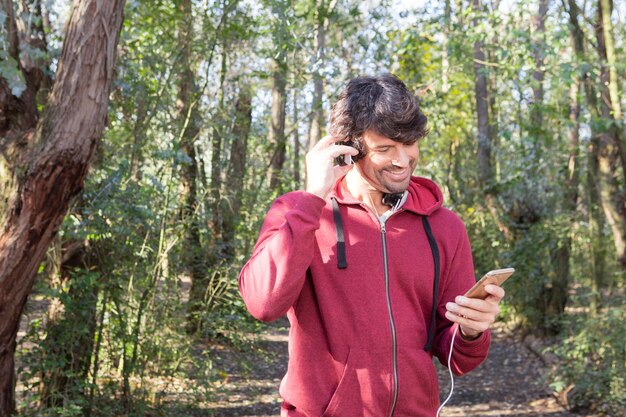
[356, 130, 420, 193]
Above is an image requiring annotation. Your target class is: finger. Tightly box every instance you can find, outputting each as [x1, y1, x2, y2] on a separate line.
[484, 284, 505, 302]
[454, 296, 494, 313]
[323, 144, 358, 160]
[312, 135, 344, 150]
[445, 311, 491, 334]
[446, 301, 498, 323]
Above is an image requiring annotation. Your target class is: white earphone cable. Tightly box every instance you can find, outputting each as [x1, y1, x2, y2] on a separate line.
[436, 324, 459, 417]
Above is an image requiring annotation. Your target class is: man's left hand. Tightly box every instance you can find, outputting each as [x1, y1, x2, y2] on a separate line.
[444, 284, 505, 340]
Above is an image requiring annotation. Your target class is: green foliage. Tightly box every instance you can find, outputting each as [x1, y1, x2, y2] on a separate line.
[548, 306, 626, 414]
[17, 271, 100, 416]
[0, 56, 26, 96]
[10, 0, 626, 415]
[390, 2, 625, 412]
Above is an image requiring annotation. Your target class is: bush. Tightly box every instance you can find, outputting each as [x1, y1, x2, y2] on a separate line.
[548, 305, 626, 414]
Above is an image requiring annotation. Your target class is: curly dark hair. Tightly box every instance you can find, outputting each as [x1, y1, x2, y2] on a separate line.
[329, 73, 429, 162]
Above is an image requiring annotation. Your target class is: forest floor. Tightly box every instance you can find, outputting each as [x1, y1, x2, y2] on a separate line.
[162, 319, 594, 417]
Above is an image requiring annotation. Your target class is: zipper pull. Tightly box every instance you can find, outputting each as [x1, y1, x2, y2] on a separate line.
[381, 222, 386, 234]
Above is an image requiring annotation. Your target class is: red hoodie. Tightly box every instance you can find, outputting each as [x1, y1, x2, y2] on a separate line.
[239, 176, 490, 417]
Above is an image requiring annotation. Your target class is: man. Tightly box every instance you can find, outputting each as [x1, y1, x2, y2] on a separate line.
[239, 74, 504, 417]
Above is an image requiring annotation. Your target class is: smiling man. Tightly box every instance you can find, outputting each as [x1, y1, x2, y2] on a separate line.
[239, 74, 504, 417]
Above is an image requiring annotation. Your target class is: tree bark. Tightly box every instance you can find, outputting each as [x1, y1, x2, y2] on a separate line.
[208, 48, 228, 243]
[292, 87, 301, 186]
[471, 0, 513, 241]
[128, 95, 148, 181]
[472, 0, 491, 188]
[0, 1, 125, 415]
[599, 0, 621, 122]
[308, 0, 327, 150]
[547, 47, 579, 330]
[594, 0, 626, 266]
[175, 0, 210, 330]
[267, 59, 287, 192]
[567, 0, 610, 306]
[222, 84, 252, 249]
[530, 0, 549, 156]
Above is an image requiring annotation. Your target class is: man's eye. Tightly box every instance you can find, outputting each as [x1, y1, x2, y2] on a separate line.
[376, 147, 390, 152]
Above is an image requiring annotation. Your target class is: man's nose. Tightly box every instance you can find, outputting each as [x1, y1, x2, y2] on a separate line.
[392, 148, 410, 167]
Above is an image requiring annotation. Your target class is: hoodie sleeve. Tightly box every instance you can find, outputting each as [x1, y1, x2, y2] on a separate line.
[432, 213, 491, 375]
[238, 191, 326, 322]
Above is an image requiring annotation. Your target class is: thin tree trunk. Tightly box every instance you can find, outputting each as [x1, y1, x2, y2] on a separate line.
[128, 95, 148, 181]
[599, 0, 621, 122]
[548, 46, 580, 327]
[308, 0, 326, 150]
[222, 84, 252, 248]
[292, 87, 301, 186]
[0, 1, 125, 415]
[588, 136, 608, 312]
[441, 0, 451, 93]
[175, 0, 209, 330]
[594, 0, 626, 266]
[471, 0, 513, 242]
[472, 0, 491, 188]
[267, 59, 287, 192]
[530, 0, 548, 135]
[530, 0, 569, 330]
[208, 49, 228, 240]
[567, 0, 610, 305]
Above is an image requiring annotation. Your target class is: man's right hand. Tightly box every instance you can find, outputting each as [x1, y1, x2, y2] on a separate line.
[305, 136, 358, 199]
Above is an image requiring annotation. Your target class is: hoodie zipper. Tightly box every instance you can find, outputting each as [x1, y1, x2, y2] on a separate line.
[380, 219, 398, 417]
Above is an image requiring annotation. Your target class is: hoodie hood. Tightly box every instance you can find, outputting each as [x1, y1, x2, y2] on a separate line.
[404, 176, 444, 215]
[332, 175, 444, 215]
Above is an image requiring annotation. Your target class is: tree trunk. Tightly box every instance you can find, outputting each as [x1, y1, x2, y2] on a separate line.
[267, 59, 287, 192]
[588, 136, 609, 312]
[568, 0, 610, 306]
[530, 0, 549, 156]
[175, 0, 210, 331]
[0, 1, 125, 415]
[599, 0, 622, 122]
[128, 95, 148, 181]
[202, 84, 252, 316]
[308, 0, 326, 150]
[531, 0, 569, 330]
[222, 84, 253, 249]
[594, 0, 626, 266]
[471, 0, 513, 241]
[208, 48, 228, 242]
[530, 0, 548, 122]
[292, 87, 301, 186]
[441, 0, 451, 93]
[548, 53, 579, 329]
[472, 0, 491, 188]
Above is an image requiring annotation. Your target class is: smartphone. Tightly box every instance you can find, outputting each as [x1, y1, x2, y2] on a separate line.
[464, 268, 515, 299]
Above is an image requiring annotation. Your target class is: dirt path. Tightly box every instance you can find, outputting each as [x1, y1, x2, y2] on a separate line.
[182, 321, 587, 417]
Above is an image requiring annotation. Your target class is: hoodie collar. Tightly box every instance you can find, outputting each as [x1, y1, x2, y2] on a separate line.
[330, 175, 444, 216]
